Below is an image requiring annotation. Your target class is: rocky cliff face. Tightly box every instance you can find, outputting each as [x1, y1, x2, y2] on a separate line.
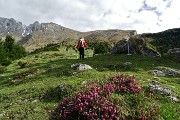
[0, 17, 43, 40]
[0, 17, 25, 40]
[0, 17, 80, 41]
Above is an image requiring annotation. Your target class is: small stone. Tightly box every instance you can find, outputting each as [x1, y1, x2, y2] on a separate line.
[123, 62, 132, 66]
[82, 80, 87, 85]
[168, 96, 179, 102]
[31, 100, 38, 103]
[0, 111, 5, 117]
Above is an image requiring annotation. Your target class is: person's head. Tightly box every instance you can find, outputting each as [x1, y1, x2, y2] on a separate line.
[79, 37, 84, 40]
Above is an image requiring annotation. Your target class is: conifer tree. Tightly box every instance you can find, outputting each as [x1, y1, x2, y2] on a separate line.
[0, 35, 26, 66]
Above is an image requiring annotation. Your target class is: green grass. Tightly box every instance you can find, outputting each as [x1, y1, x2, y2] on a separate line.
[0, 46, 180, 120]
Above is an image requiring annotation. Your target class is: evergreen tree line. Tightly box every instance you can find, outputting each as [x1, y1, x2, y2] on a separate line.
[0, 35, 26, 66]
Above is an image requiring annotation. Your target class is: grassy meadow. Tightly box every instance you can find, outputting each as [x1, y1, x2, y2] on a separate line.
[0, 46, 180, 120]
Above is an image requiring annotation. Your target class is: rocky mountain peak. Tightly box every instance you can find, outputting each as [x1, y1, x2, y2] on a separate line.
[0, 17, 24, 39]
[0, 17, 51, 39]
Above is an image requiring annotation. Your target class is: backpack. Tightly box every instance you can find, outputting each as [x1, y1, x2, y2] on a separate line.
[79, 40, 83, 47]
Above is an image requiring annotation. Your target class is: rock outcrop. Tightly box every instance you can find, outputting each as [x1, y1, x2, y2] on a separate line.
[110, 39, 136, 54]
[71, 63, 92, 71]
[149, 70, 166, 77]
[0, 17, 25, 40]
[150, 67, 180, 77]
[111, 37, 160, 57]
[149, 84, 179, 102]
[156, 67, 180, 77]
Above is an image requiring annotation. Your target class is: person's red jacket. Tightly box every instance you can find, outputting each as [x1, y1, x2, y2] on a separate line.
[76, 38, 86, 49]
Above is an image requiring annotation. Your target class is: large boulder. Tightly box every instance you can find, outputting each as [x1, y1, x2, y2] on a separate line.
[110, 39, 136, 54]
[111, 37, 160, 57]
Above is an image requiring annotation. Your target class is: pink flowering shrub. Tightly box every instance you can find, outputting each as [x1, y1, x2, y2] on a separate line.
[52, 82, 119, 120]
[110, 75, 142, 93]
[51, 74, 159, 120]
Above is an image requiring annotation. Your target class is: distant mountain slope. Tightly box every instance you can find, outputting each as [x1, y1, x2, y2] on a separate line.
[141, 28, 180, 53]
[18, 25, 137, 52]
[0, 17, 136, 52]
[0, 17, 82, 41]
[18, 22, 82, 52]
[84, 29, 136, 46]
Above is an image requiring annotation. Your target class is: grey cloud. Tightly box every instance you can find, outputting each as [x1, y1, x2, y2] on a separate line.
[138, 1, 157, 12]
[102, 9, 113, 18]
[0, 0, 57, 25]
[0, 0, 179, 33]
[156, 23, 161, 26]
[166, 0, 173, 8]
[155, 11, 162, 16]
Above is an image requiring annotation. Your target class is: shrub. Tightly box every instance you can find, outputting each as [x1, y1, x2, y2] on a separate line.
[1, 58, 11, 66]
[10, 44, 26, 60]
[3, 35, 15, 52]
[0, 43, 7, 65]
[51, 74, 159, 120]
[41, 83, 79, 102]
[30, 43, 59, 54]
[52, 83, 119, 120]
[93, 42, 111, 54]
[110, 75, 142, 94]
[18, 61, 28, 69]
[0, 66, 7, 73]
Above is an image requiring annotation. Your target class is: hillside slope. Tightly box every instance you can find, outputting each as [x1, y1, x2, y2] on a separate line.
[0, 17, 137, 52]
[19, 28, 137, 52]
[0, 47, 179, 119]
[141, 28, 180, 53]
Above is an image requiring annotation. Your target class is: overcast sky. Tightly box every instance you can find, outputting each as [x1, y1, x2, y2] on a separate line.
[0, 0, 180, 34]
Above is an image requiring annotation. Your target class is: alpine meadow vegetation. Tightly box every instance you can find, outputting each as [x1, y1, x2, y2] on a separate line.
[0, 41, 179, 120]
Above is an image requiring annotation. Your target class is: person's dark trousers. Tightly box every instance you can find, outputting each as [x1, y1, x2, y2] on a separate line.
[78, 47, 84, 60]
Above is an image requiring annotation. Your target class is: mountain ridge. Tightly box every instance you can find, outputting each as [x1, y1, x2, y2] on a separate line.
[0, 17, 137, 40]
[2, 17, 180, 54]
[0, 17, 137, 52]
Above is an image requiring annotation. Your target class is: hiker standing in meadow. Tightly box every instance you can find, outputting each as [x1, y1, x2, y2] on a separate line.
[76, 37, 86, 60]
